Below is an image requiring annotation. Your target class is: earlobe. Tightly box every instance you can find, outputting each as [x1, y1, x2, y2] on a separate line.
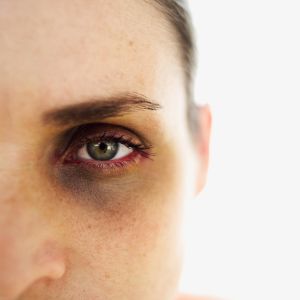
[195, 104, 212, 195]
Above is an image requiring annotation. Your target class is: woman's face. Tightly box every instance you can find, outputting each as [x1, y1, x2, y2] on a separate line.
[0, 1, 210, 299]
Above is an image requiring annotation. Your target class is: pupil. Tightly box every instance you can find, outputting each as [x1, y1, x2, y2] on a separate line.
[87, 141, 119, 161]
[99, 143, 107, 152]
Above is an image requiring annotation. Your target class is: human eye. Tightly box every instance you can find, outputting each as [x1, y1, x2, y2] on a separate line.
[58, 123, 154, 175]
[77, 140, 133, 161]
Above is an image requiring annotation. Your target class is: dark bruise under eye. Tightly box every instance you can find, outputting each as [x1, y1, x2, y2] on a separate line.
[51, 123, 156, 208]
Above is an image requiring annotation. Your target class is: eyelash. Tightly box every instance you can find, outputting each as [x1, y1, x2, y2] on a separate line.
[60, 127, 154, 173]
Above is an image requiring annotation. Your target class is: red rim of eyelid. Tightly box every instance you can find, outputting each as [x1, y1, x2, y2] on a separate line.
[62, 149, 151, 171]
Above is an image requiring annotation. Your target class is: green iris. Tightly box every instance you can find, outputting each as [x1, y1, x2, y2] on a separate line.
[86, 141, 119, 161]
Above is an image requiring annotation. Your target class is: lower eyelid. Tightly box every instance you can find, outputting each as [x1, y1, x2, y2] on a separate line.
[61, 150, 148, 179]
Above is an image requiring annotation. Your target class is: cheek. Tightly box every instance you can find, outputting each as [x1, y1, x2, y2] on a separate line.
[44, 142, 188, 296]
[57, 167, 184, 250]
[50, 141, 187, 248]
[63, 187, 183, 297]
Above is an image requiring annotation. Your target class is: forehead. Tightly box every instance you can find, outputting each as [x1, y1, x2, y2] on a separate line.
[0, 0, 184, 114]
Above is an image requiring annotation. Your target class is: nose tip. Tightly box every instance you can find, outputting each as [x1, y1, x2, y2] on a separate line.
[0, 238, 66, 300]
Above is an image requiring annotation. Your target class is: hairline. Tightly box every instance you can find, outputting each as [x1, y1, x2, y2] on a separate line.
[146, 0, 199, 137]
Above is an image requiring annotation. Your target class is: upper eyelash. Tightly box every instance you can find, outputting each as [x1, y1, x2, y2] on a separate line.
[76, 133, 152, 152]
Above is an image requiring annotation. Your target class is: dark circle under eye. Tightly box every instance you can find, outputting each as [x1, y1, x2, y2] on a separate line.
[86, 141, 119, 161]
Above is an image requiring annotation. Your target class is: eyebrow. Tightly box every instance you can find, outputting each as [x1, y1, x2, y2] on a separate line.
[42, 93, 162, 127]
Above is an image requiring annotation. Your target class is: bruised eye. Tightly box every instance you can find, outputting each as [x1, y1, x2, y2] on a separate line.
[58, 123, 154, 175]
[78, 141, 133, 161]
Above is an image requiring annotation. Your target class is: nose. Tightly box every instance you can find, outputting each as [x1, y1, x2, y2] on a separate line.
[0, 204, 66, 300]
[0, 162, 66, 299]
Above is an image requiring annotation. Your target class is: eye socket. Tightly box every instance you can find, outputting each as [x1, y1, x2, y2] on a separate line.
[78, 140, 133, 161]
[57, 123, 155, 174]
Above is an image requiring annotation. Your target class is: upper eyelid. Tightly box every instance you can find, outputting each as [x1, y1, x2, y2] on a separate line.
[70, 129, 141, 149]
[66, 123, 152, 148]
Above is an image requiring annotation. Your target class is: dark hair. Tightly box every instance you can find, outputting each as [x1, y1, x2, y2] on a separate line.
[150, 0, 198, 136]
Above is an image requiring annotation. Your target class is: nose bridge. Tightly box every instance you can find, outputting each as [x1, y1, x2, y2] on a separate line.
[0, 95, 31, 173]
[0, 140, 24, 201]
[0, 90, 12, 127]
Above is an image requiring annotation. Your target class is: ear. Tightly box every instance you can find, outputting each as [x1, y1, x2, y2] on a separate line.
[195, 104, 212, 195]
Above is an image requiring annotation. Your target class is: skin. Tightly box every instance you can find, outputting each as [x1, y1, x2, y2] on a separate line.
[0, 0, 211, 299]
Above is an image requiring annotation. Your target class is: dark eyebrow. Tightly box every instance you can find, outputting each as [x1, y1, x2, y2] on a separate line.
[42, 93, 162, 127]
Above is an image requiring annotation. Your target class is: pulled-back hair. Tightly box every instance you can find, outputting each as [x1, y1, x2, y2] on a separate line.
[149, 0, 198, 135]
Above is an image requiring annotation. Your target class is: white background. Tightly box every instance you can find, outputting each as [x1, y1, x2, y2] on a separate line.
[179, 0, 300, 299]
